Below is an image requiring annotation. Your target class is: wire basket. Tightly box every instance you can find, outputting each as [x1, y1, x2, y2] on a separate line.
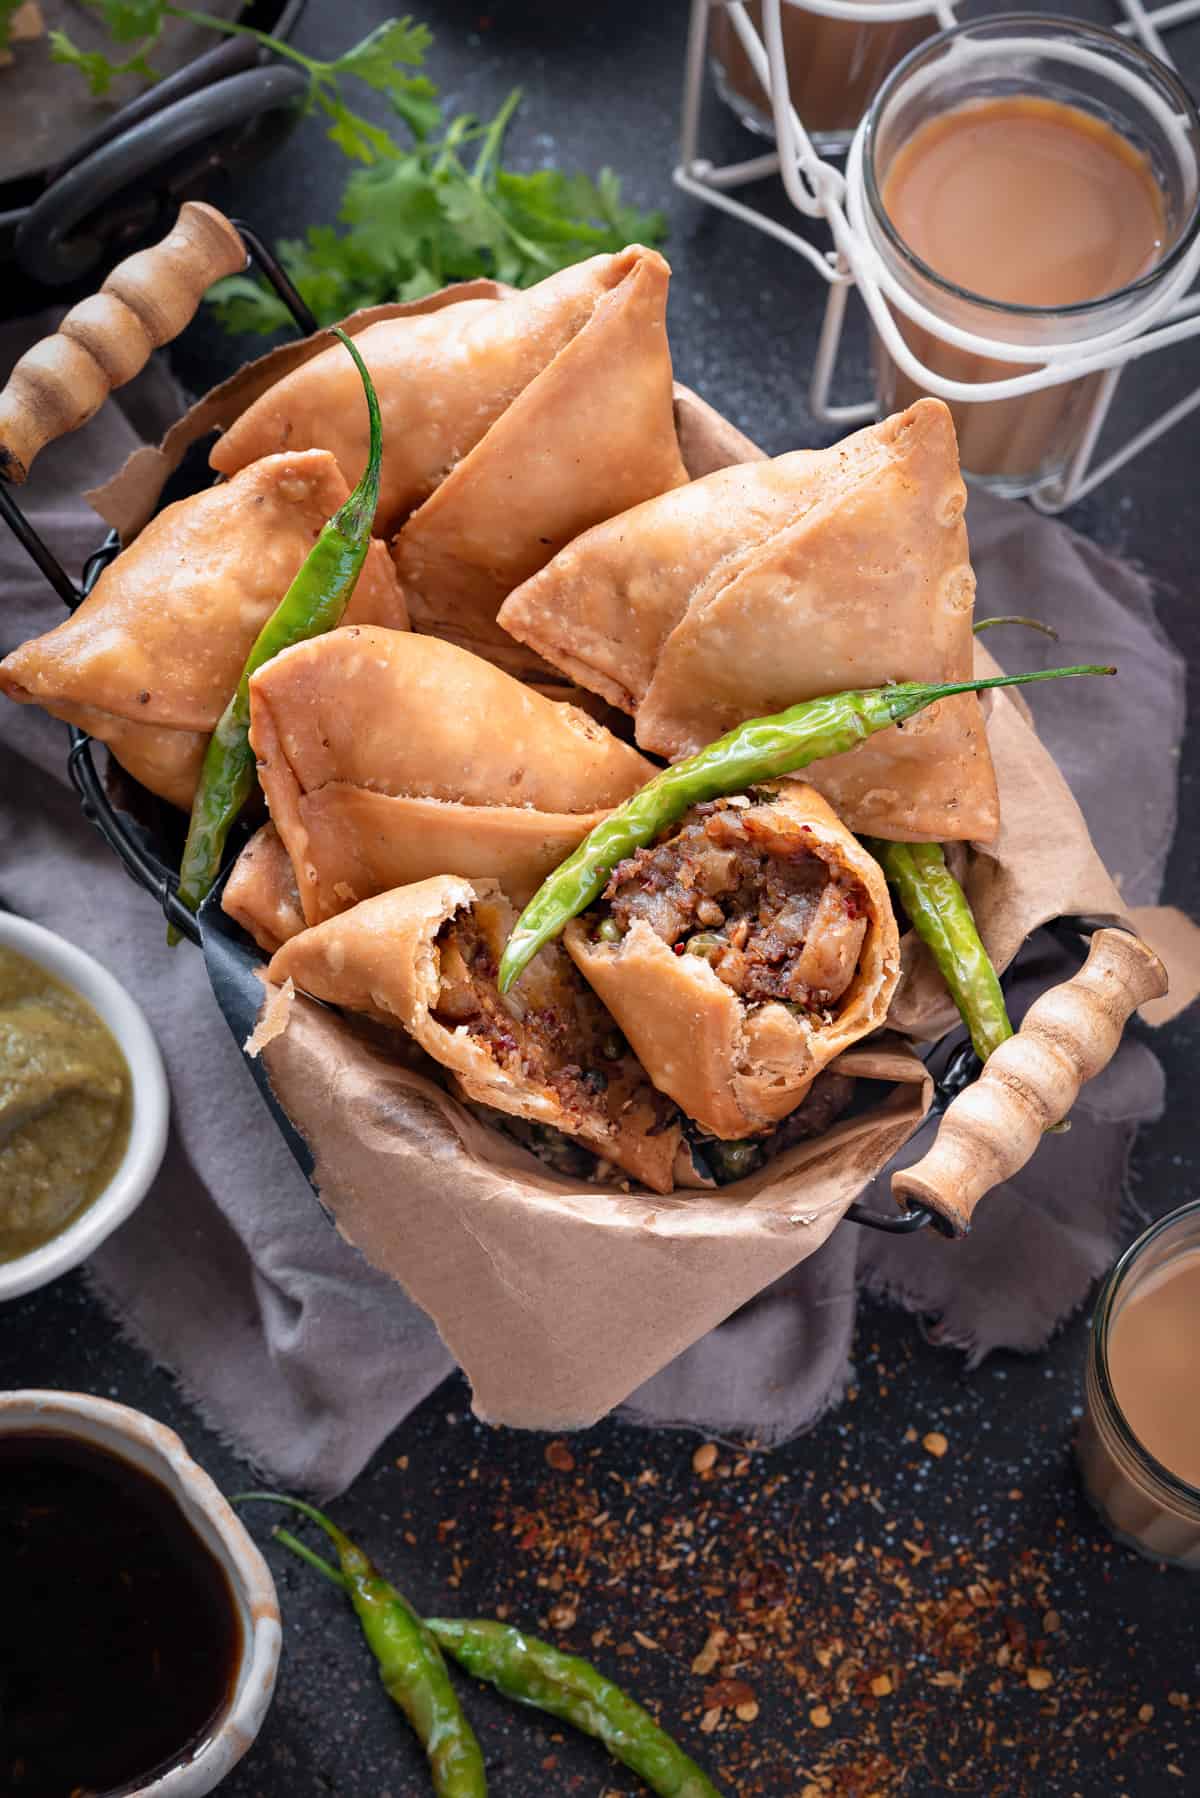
[0, 205, 1166, 1238]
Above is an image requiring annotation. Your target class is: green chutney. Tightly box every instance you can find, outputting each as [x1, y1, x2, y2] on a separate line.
[0, 945, 132, 1262]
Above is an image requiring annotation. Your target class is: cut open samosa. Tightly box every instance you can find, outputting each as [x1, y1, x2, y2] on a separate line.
[564, 782, 900, 1140]
[0, 451, 407, 809]
[266, 876, 684, 1193]
[248, 627, 655, 928]
[210, 248, 688, 669]
[499, 398, 996, 842]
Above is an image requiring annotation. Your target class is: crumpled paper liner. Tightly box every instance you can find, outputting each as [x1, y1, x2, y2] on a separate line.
[87, 284, 1146, 1429]
[260, 1015, 928, 1427]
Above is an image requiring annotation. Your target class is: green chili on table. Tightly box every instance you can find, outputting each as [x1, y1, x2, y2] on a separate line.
[260, 1508, 723, 1798]
[237, 1494, 487, 1798]
[496, 664, 1115, 993]
[428, 1618, 723, 1798]
[866, 838, 1013, 1063]
[172, 326, 382, 936]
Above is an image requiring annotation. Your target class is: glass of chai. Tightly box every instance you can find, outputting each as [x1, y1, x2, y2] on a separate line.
[861, 15, 1200, 499]
[1077, 1201, 1200, 1569]
[711, 1, 934, 151]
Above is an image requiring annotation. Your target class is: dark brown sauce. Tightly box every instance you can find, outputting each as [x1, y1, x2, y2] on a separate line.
[0, 1431, 242, 1797]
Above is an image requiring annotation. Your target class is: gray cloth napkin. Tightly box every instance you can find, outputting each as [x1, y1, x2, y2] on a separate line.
[0, 313, 1181, 1492]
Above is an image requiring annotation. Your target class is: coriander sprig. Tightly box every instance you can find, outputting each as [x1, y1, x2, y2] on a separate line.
[50, 6, 666, 332]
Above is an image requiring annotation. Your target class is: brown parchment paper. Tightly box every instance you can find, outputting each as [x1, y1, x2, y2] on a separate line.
[84, 289, 1140, 1428]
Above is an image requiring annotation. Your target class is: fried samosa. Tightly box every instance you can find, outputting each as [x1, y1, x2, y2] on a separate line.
[564, 782, 900, 1140]
[499, 398, 997, 841]
[210, 249, 688, 668]
[267, 876, 683, 1193]
[0, 451, 407, 809]
[249, 626, 655, 928]
[222, 823, 306, 955]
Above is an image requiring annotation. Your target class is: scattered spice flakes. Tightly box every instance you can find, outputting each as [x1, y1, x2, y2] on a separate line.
[385, 1380, 1194, 1796]
[692, 1626, 728, 1675]
[923, 1430, 949, 1458]
[544, 1439, 575, 1473]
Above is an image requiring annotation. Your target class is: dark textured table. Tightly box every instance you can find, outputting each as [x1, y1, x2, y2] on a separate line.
[5, 3, 1200, 1794]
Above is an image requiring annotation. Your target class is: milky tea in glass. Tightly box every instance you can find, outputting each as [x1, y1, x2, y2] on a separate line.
[862, 19, 1200, 498]
[1078, 1201, 1200, 1569]
[711, 0, 932, 151]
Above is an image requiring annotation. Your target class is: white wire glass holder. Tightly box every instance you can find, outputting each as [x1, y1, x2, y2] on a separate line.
[675, 0, 1200, 510]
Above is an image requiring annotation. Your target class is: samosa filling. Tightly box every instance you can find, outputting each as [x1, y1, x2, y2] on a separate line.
[602, 799, 869, 1009]
[431, 902, 636, 1123]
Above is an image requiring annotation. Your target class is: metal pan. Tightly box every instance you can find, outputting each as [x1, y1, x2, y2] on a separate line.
[0, 0, 305, 304]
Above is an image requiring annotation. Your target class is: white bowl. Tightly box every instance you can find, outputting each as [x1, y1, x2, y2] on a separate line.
[0, 912, 169, 1300]
[0, 1389, 281, 1795]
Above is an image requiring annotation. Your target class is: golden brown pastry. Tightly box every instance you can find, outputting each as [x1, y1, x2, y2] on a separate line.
[0, 452, 407, 808]
[499, 398, 996, 842]
[249, 626, 655, 927]
[267, 876, 683, 1193]
[564, 782, 900, 1140]
[389, 250, 688, 668]
[210, 249, 688, 669]
[222, 823, 306, 955]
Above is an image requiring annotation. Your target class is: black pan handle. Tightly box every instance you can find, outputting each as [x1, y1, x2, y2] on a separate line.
[16, 65, 308, 286]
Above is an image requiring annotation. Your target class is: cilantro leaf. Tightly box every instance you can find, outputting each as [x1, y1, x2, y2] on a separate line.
[204, 273, 295, 336]
[316, 90, 402, 165]
[330, 16, 431, 88]
[85, 0, 165, 43]
[387, 74, 441, 141]
[339, 156, 444, 264]
[396, 265, 442, 302]
[50, 27, 158, 95]
[48, 7, 670, 334]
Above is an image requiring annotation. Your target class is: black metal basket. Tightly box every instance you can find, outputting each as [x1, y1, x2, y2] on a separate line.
[0, 223, 1115, 1236]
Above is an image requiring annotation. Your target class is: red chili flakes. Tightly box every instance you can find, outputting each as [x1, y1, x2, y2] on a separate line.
[396, 1387, 1179, 1797]
[704, 1678, 757, 1711]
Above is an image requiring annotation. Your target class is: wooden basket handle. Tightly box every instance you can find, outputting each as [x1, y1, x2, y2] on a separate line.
[0, 202, 246, 484]
[892, 927, 1168, 1236]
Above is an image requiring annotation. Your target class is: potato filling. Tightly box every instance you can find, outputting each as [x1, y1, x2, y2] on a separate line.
[602, 798, 869, 1009]
[431, 900, 660, 1128]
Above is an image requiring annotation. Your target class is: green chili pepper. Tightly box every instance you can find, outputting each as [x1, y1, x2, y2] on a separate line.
[237, 1494, 487, 1797]
[172, 327, 383, 937]
[866, 839, 1012, 1063]
[427, 1618, 723, 1798]
[497, 664, 1114, 992]
[973, 615, 1059, 641]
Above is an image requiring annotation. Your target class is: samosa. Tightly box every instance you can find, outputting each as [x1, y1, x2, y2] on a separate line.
[0, 451, 406, 809]
[211, 248, 689, 669]
[565, 783, 900, 1139]
[247, 627, 654, 929]
[267, 876, 684, 1193]
[499, 399, 997, 841]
